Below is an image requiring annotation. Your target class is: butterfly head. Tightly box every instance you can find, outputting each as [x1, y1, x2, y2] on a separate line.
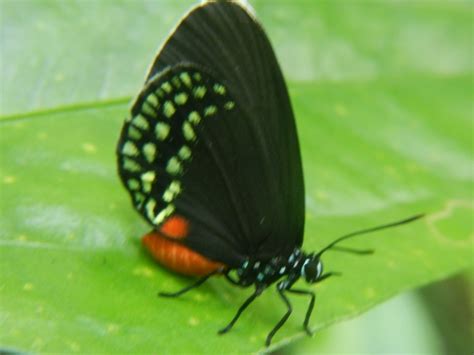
[301, 254, 323, 283]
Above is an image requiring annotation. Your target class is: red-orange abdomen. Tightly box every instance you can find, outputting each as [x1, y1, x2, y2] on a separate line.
[142, 216, 225, 276]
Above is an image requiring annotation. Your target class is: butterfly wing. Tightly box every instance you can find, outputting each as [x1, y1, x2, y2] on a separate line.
[117, 2, 304, 267]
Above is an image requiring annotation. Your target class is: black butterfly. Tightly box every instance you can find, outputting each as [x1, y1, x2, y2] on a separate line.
[116, 1, 422, 346]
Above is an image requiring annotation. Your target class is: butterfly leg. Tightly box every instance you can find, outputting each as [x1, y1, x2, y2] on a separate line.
[286, 271, 340, 335]
[158, 271, 218, 297]
[224, 272, 240, 286]
[266, 282, 292, 346]
[287, 288, 315, 335]
[218, 286, 264, 335]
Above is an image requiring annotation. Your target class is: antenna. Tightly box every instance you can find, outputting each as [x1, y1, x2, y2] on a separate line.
[315, 214, 424, 257]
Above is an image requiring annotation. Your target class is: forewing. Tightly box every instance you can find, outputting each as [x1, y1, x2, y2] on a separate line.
[117, 2, 305, 265]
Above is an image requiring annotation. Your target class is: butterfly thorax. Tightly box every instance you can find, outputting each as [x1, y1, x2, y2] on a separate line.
[231, 248, 321, 289]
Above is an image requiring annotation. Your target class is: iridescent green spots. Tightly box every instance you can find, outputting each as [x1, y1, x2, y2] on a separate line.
[141, 171, 156, 182]
[188, 111, 201, 125]
[127, 179, 140, 191]
[193, 72, 202, 81]
[146, 94, 159, 107]
[161, 81, 172, 93]
[153, 204, 175, 225]
[178, 145, 192, 160]
[182, 121, 196, 141]
[134, 192, 145, 206]
[169, 180, 181, 194]
[180, 72, 192, 87]
[122, 141, 138, 156]
[213, 84, 226, 95]
[142, 181, 152, 193]
[174, 92, 188, 105]
[123, 158, 141, 172]
[224, 101, 235, 110]
[172, 76, 181, 88]
[162, 180, 181, 202]
[145, 198, 157, 220]
[193, 86, 206, 99]
[166, 156, 182, 175]
[142, 102, 155, 116]
[143, 143, 157, 163]
[132, 114, 149, 130]
[141, 171, 155, 193]
[162, 190, 173, 203]
[127, 126, 142, 140]
[163, 101, 176, 118]
[204, 105, 217, 116]
[155, 122, 170, 141]
[155, 88, 165, 98]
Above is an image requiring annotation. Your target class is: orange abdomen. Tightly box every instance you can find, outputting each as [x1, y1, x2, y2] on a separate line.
[142, 216, 225, 276]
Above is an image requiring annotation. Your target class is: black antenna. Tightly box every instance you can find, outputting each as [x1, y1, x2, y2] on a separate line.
[315, 214, 424, 257]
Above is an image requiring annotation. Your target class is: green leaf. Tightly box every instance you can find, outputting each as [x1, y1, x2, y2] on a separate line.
[1, 0, 472, 353]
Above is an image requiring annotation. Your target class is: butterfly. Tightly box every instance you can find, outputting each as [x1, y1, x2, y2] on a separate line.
[116, 0, 422, 346]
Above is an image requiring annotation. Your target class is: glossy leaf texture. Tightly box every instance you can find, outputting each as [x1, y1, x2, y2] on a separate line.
[0, 0, 472, 353]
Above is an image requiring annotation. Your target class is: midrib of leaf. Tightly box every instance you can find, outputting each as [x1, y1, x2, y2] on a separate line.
[0, 72, 470, 123]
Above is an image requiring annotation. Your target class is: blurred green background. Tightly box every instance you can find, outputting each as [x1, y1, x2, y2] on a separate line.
[1, 0, 472, 353]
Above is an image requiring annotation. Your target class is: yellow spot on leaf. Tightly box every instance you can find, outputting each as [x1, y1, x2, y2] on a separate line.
[188, 317, 200, 326]
[54, 72, 65, 82]
[365, 287, 376, 299]
[315, 190, 328, 201]
[16, 234, 27, 241]
[37, 132, 47, 140]
[107, 323, 120, 334]
[82, 142, 97, 154]
[133, 266, 155, 278]
[335, 103, 347, 116]
[3, 176, 15, 184]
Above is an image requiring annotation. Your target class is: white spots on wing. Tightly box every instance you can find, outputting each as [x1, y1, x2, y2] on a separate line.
[204, 105, 217, 117]
[213, 83, 226, 95]
[145, 198, 157, 221]
[178, 145, 191, 160]
[153, 204, 175, 225]
[127, 179, 140, 191]
[166, 156, 182, 175]
[182, 121, 196, 141]
[162, 180, 181, 203]
[131, 114, 149, 130]
[163, 101, 176, 118]
[224, 101, 235, 110]
[188, 111, 201, 125]
[180, 72, 192, 87]
[155, 122, 170, 141]
[142, 142, 157, 163]
[193, 85, 206, 99]
[161, 81, 172, 93]
[122, 141, 138, 157]
[174, 92, 188, 105]
[123, 158, 141, 172]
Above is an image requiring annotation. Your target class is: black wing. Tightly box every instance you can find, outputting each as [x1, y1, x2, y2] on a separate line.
[117, 1, 304, 267]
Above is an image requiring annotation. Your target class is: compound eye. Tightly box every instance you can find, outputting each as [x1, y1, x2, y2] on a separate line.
[316, 260, 323, 278]
[302, 258, 322, 283]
